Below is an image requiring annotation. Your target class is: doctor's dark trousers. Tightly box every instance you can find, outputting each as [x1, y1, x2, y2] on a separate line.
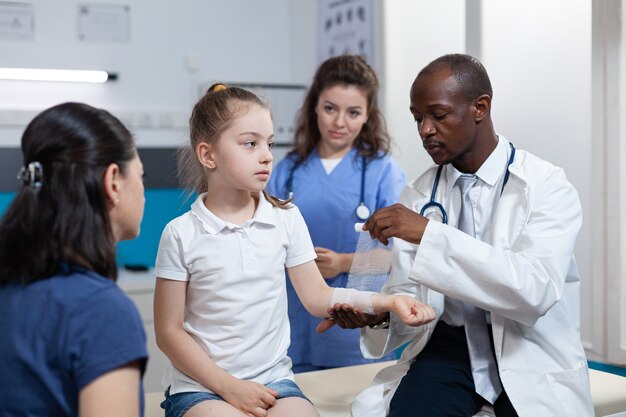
[388, 321, 518, 417]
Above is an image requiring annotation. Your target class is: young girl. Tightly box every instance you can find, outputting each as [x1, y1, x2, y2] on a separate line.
[0, 102, 147, 417]
[153, 84, 434, 417]
[268, 54, 406, 371]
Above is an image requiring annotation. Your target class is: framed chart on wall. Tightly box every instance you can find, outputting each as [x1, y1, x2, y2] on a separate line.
[318, 0, 376, 66]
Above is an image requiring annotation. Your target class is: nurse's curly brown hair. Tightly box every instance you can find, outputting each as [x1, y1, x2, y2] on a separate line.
[289, 54, 392, 164]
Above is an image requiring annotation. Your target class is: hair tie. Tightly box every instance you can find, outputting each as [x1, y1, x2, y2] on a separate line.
[210, 83, 228, 93]
[17, 161, 43, 189]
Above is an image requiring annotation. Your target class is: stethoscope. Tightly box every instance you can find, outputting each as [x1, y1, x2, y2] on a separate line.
[286, 155, 371, 221]
[419, 142, 516, 224]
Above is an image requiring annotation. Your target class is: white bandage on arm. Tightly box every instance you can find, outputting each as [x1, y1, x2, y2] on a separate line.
[329, 288, 376, 315]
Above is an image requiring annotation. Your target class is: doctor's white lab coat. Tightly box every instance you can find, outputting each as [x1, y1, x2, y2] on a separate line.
[353, 139, 594, 417]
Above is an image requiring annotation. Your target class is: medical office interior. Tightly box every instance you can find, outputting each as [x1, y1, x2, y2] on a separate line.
[2, 0, 626, 415]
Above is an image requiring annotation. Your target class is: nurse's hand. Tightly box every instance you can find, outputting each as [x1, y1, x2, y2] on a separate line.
[315, 247, 353, 278]
[364, 203, 428, 245]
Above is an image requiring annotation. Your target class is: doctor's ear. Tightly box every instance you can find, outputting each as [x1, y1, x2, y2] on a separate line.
[196, 142, 216, 169]
[472, 94, 491, 122]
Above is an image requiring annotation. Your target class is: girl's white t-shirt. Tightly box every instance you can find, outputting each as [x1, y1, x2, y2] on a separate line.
[155, 193, 316, 394]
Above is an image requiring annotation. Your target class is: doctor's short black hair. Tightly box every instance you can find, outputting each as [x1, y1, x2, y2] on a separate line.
[419, 54, 493, 102]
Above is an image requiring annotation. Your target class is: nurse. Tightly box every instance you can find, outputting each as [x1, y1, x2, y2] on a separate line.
[268, 54, 406, 371]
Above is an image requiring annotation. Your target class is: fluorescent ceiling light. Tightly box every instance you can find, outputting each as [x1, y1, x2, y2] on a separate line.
[0, 68, 116, 83]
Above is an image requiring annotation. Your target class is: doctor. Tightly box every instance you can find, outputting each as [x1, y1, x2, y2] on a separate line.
[269, 54, 406, 372]
[327, 54, 594, 416]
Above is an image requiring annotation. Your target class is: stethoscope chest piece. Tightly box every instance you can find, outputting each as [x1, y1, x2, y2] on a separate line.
[356, 203, 370, 221]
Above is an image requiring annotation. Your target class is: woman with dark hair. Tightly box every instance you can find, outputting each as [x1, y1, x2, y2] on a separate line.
[0, 102, 148, 417]
[268, 55, 406, 371]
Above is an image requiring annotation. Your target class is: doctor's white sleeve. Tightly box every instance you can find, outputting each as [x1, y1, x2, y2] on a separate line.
[410, 166, 581, 327]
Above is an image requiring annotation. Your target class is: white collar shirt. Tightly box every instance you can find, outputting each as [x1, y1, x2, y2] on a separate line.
[440, 136, 511, 326]
[155, 193, 316, 394]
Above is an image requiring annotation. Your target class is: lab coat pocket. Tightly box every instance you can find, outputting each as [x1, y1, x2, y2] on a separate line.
[545, 362, 592, 417]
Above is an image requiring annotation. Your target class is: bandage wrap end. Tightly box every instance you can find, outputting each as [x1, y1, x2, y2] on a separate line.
[329, 288, 375, 315]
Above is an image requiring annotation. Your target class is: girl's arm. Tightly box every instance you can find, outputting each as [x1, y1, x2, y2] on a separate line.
[287, 260, 435, 325]
[78, 362, 141, 417]
[153, 278, 277, 416]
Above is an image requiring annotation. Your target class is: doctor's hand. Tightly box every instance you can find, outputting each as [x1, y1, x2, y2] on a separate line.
[391, 295, 436, 327]
[316, 303, 384, 334]
[364, 203, 429, 245]
[315, 247, 353, 278]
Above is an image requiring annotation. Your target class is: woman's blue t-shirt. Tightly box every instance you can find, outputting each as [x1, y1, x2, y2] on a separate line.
[0, 265, 148, 417]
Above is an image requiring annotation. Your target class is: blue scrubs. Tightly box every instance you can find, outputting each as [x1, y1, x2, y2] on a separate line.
[268, 148, 406, 370]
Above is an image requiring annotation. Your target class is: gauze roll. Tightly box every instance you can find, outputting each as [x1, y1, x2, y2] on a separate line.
[329, 288, 376, 315]
[346, 228, 392, 292]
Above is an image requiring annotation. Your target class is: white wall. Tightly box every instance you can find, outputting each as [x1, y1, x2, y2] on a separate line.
[592, 0, 626, 365]
[480, 0, 594, 355]
[288, 0, 318, 85]
[381, 0, 467, 180]
[0, 0, 317, 148]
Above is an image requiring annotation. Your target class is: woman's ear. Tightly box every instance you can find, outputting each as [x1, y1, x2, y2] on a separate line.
[473, 94, 491, 122]
[103, 163, 122, 208]
[196, 142, 216, 169]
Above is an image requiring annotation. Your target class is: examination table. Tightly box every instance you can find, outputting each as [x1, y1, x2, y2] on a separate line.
[145, 361, 626, 417]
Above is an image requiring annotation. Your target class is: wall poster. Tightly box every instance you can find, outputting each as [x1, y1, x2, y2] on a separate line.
[318, 0, 375, 65]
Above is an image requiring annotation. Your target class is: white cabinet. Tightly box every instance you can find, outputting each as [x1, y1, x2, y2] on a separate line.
[118, 269, 168, 393]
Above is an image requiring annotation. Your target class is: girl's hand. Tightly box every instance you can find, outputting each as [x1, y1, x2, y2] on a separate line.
[220, 378, 278, 417]
[391, 295, 436, 326]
